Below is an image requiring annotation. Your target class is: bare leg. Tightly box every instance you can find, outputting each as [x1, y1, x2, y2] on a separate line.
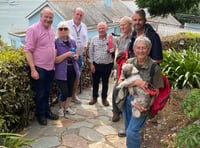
[64, 97, 75, 115]
[72, 79, 79, 99]
[64, 97, 72, 109]
[71, 79, 81, 104]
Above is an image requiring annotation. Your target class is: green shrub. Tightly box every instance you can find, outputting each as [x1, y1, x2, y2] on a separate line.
[0, 46, 35, 132]
[161, 46, 200, 89]
[182, 89, 200, 120]
[0, 133, 34, 148]
[174, 89, 200, 147]
[161, 32, 200, 51]
[174, 122, 200, 148]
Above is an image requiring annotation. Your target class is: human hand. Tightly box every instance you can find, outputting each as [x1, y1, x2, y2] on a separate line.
[65, 51, 75, 57]
[118, 79, 122, 85]
[83, 55, 86, 62]
[31, 69, 39, 80]
[134, 102, 148, 112]
[74, 54, 78, 60]
[90, 63, 95, 73]
[127, 80, 147, 90]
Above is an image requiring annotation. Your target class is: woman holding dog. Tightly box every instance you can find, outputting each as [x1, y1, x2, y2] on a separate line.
[119, 36, 163, 148]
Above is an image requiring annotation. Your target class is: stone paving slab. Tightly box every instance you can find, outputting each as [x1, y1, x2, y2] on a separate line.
[62, 134, 88, 148]
[95, 125, 117, 136]
[22, 80, 127, 148]
[31, 136, 60, 148]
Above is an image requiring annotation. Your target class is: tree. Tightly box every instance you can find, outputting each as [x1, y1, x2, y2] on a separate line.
[135, 0, 199, 16]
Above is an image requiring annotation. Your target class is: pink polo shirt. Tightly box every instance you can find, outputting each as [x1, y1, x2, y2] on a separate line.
[25, 21, 56, 70]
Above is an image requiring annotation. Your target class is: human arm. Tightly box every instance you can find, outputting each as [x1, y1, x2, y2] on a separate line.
[55, 51, 75, 63]
[74, 52, 79, 61]
[149, 33, 163, 63]
[83, 47, 87, 62]
[25, 52, 39, 80]
[88, 39, 95, 73]
[83, 24, 88, 62]
[136, 62, 163, 112]
[24, 27, 38, 80]
[114, 48, 119, 63]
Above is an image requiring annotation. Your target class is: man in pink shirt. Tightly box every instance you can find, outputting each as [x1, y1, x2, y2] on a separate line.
[25, 7, 58, 125]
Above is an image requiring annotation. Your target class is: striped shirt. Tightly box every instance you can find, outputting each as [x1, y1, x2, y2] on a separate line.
[89, 35, 114, 64]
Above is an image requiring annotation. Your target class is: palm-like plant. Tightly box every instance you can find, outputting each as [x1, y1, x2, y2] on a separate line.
[161, 46, 200, 89]
[0, 133, 34, 148]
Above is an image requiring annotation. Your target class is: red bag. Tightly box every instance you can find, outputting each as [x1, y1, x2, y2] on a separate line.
[150, 64, 170, 115]
[150, 75, 170, 115]
[108, 34, 114, 54]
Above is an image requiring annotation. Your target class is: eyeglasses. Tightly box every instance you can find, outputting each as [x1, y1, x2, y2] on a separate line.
[58, 28, 68, 31]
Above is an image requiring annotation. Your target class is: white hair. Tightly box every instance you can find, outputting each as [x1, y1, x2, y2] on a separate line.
[57, 21, 69, 29]
[56, 21, 72, 38]
[133, 36, 152, 50]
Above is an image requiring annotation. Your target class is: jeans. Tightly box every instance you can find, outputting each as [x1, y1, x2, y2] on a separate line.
[123, 95, 146, 148]
[32, 66, 54, 117]
[92, 62, 113, 100]
[112, 80, 121, 114]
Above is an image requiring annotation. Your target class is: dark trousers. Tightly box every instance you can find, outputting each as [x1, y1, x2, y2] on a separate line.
[112, 80, 122, 114]
[92, 62, 113, 100]
[32, 66, 54, 117]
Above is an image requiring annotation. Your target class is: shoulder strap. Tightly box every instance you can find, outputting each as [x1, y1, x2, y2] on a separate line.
[150, 63, 157, 84]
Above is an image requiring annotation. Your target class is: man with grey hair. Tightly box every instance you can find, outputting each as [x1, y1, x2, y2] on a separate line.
[128, 9, 163, 63]
[112, 16, 132, 122]
[89, 22, 114, 106]
[25, 7, 58, 125]
[66, 7, 88, 104]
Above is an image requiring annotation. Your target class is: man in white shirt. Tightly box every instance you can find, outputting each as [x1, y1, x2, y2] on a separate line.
[66, 7, 88, 104]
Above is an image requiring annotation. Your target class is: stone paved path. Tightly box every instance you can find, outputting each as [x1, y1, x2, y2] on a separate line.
[22, 80, 126, 148]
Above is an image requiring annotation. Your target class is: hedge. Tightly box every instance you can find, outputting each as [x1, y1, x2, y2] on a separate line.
[0, 44, 92, 132]
[0, 46, 35, 132]
[161, 32, 200, 50]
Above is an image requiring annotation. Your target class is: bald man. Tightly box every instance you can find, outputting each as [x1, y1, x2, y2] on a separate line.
[66, 7, 88, 104]
[89, 22, 114, 106]
[25, 7, 58, 125]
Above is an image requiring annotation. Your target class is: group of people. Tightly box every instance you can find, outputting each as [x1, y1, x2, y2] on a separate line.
[25, 6, 163, 148]
[25, 7, 87, 125]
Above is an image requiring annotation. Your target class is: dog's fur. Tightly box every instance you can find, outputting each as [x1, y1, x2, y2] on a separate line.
[116, 63, 151, 118]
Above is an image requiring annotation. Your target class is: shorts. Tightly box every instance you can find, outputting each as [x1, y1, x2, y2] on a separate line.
[56, 65, 76, 102]
[77, 55, 83, 73]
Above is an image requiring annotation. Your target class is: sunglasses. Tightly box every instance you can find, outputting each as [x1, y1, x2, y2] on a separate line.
[59, 28, 68, 31]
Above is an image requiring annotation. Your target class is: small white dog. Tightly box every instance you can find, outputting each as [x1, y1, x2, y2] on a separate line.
[116, 63, 152, 118]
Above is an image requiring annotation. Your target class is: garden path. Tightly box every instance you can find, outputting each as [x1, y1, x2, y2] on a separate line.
[22, 79, 127, 148]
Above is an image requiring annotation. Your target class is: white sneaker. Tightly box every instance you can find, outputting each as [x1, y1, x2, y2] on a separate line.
[71, 96, 82, 104]
[65, 107, 76, 115]
[58, 108, 64, 117]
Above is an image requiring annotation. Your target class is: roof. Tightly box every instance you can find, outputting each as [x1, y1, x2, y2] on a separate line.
[26, 0, 132, 30]
[8, 31, 26, 37]
[147, 14, 182, 27]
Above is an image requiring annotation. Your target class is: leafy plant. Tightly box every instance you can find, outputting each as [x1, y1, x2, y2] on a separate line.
[0, 46, 35, 132]
[174, 122, 200, 148]
[182, 89, 200, 120]
[0, 133, 34, 148]
[161, 46, 200, 89]
[161, 32, 200, 51]
[174, 89, 200, 147]
[135, 0, 199, 16]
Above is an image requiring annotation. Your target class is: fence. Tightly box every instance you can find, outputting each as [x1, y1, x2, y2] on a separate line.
[148, 20, 200, 37]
